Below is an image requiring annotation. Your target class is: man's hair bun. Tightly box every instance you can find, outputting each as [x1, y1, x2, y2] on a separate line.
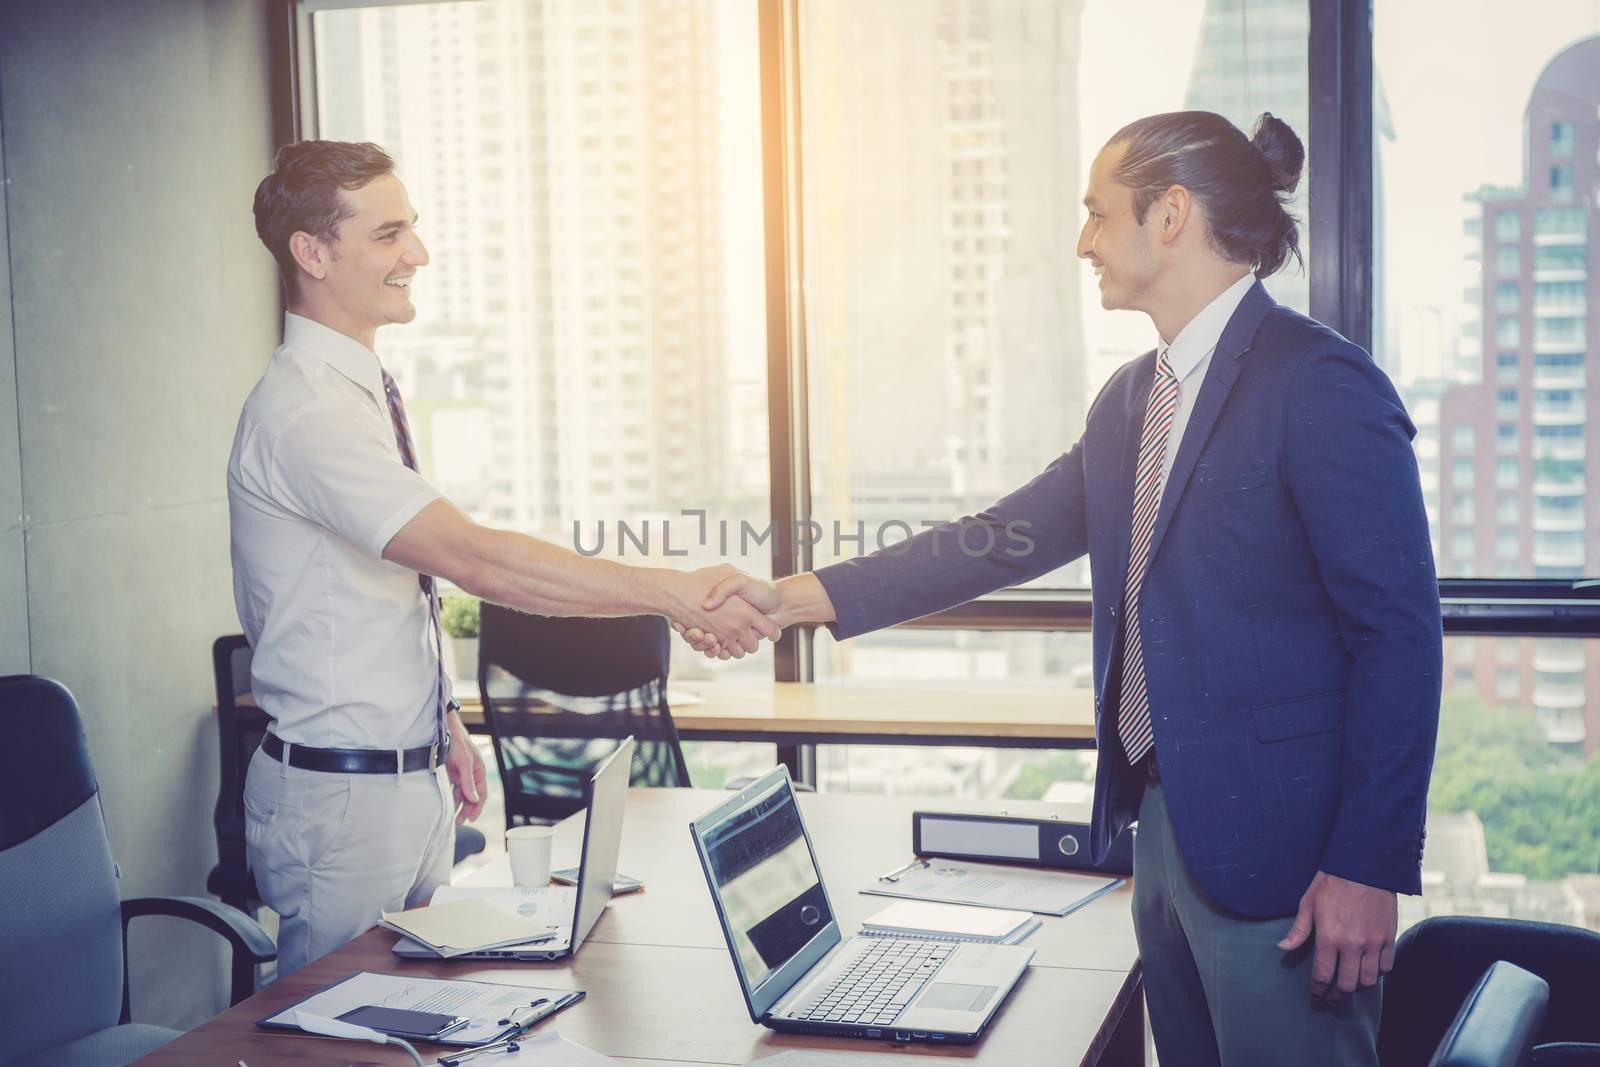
[1250, 112, 1305, 194]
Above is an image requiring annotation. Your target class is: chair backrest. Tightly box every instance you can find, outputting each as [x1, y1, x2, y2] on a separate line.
[0, 675, 125, 1062]
[1381, 916, 1600, 1067]
[477, 605, 690, 825]
[211, 636, 270, 908]
[1427, 961, 1548, 1067]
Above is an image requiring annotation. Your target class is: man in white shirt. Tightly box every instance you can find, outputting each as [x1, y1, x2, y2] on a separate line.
[230, 140, 778, 975]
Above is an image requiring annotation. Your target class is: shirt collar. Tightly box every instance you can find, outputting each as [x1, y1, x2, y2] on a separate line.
[282, 313, 386, 402]
[1160, 271, 1257, 384]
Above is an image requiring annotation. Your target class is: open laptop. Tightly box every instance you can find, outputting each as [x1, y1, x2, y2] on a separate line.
[690, 766, 1034, 1046]
[393, 735, 634, 961]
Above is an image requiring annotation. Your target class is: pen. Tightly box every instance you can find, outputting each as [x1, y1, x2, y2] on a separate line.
[498, 997, 549, 1027]
[438, 1037, 520, 1065]
[877, 858, 928, 883]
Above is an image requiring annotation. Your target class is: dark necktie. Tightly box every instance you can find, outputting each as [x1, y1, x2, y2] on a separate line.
[381, 368, 452, 757]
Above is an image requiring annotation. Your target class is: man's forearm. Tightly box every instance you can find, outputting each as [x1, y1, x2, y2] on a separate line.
[387, 498, 776, 655]
[455, 525, 680, 620]
[772, 573, 837, 628]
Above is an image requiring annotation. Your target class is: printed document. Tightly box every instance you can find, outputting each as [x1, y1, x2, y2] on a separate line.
[863, 857, 1122, 916]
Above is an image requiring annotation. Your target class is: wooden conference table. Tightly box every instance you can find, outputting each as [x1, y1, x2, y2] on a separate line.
[140, 789, 1142, 1066]
[237, 679, 1098, 778]
[459, 679, 1098, 776]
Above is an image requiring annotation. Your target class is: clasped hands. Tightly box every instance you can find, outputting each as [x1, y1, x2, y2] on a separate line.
[668, 565, 781, 659]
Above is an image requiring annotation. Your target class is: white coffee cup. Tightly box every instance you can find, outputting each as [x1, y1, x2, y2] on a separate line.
[506, 825, 555, 887]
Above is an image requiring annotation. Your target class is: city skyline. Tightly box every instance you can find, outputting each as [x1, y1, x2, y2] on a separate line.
[1434, 34, 1599, 755]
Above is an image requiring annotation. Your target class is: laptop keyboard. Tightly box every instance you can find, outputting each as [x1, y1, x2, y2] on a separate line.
[795, 939, 952, 1026]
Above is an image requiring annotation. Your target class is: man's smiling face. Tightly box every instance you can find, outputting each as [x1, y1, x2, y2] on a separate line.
[318, 173, 429, 334]
[1077, 141, 1160, 314]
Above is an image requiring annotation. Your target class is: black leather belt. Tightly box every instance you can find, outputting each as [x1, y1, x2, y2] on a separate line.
[262, 732, 443, 774]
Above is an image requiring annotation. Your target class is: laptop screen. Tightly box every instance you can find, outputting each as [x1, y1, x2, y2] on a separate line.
[570, 736, 633, 951]
[694, 769, 837, 1011]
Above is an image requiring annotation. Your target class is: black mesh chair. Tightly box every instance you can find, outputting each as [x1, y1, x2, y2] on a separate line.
[207, 636, 267, 921]
[1379, 916, 1600, 1067]
[478, 604, 691, 827]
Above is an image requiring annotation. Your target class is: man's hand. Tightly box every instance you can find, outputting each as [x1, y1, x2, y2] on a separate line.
[673, 570, 781, 657]
[659, 565, 781, 658]
[1278, 871, 1396, 1001]
[444, 710, 487, 824]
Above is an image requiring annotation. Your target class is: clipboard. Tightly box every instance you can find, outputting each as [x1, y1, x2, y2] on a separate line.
[258, 970, 584, 1046]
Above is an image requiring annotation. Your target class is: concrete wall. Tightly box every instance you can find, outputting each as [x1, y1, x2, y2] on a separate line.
[0, 0, 281, 1028]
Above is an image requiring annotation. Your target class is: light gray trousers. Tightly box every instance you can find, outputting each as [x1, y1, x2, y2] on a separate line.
[1133, 779, 1381, 1067]
[243, 745, 455, 976]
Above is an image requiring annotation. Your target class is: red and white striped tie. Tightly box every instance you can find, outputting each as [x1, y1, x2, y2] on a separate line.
[1116, 348, 1179, 766]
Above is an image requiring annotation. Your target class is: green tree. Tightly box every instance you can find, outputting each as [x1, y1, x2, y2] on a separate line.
[1005, 751, 1090, 800]
[1428, 691, 1600, 880]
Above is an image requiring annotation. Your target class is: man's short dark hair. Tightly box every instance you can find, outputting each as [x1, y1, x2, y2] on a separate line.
[252, 140, 396, 298]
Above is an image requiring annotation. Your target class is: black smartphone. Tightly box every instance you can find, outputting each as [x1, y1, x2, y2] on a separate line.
[335, 1005, 470, 1040]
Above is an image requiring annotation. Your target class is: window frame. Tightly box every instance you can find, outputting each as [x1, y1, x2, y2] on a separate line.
[277, 0, 1600, 687]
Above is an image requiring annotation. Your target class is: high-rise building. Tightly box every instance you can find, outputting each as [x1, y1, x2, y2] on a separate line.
[317, 1, 729, 536]
[1437, 36, 1600, 754]
[1183, 0, 1396, 380]
[1183, 0, 1312, 317]
[802, 0, 1089, 544]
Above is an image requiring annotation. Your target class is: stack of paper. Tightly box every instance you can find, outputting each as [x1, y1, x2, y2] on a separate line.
[860, 900, 1039, 944]
[379, 898, 557, 958]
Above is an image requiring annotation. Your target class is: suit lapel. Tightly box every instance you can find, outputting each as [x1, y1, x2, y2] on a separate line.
[1144, 280, 1275, 566]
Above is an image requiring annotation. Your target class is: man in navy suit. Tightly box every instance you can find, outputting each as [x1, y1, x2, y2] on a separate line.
[683, 111, 1441, 1064]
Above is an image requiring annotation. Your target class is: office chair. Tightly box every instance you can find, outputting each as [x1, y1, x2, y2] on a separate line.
[478, 604, 691, 826]
[207, 636, 267, 921]
[205, 636, 486, 969]
[0, 674, 276, 1066]
[1379, 916, 1600, 1067]
[1425, 961, 1548, 1067]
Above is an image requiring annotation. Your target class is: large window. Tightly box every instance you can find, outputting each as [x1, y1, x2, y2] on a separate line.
[1376, 3, 1600, 931]
[797, 0, 1307, 796]
[1404, 636, 1600, 934]
[312, 0, 773, 699]
[297, 2, 1600, 873]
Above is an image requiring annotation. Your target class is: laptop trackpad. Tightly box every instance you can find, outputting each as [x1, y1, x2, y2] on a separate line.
[919, 983, 997, 1013]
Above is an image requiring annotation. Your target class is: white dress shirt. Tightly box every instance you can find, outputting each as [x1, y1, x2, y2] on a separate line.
[228, 313, 442, 749]
[1152, 271, 1257, 499]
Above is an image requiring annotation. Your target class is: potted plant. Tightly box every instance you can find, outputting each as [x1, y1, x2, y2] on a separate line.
[441, 595, 481, 684]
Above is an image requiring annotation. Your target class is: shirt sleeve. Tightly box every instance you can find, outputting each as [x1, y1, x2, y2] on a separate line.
[267, 403, 443, 558]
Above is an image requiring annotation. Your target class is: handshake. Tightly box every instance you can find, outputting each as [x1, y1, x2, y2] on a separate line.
[662, 565, 831, 659]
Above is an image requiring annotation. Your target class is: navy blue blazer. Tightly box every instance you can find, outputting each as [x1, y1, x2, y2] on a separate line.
[814, 281, 1442, 918]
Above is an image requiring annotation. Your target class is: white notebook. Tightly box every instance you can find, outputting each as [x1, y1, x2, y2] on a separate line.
[378, 898, 556, 958]
[860, 899, 1040, 944]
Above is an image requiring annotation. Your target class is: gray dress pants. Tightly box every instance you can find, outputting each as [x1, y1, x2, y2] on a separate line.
[1133, 779, 1381, 1067]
